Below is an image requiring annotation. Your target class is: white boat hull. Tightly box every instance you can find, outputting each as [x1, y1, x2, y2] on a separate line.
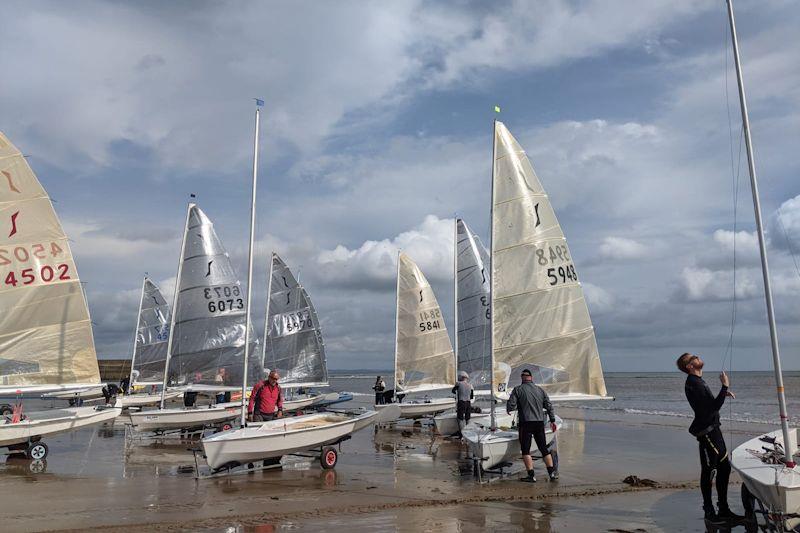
[462, 416, 563, 470]
[375, 397, 455, 419]
[0, 405, 121, 447]
[201, 411, 378, 470]
[283, 394, 325, 411]
[731, 427, 800, 522]
[41, 386, 106, 400]
[127, 402, 240, 432]
[434, 410, 514, 435]
[121, 390, 182, 409]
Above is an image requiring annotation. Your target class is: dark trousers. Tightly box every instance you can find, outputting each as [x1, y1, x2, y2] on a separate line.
[456, 400, 471, 423]
[698, 427, 731, 509]
[375, 392, 385, 405]
[252, 413, 277, 422]
[519, 421, 550, 457]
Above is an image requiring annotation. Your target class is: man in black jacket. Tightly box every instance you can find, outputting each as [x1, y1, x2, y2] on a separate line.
[677, 352, 743, 523]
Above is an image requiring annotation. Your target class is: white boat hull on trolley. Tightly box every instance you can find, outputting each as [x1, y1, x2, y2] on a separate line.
[122, 390, 182, 409]
[201, 410, 378, 470]
[375, 397, 455, 420]
[731, 427, 800, 528]
[127, 402, 240, 432]
[462, 415, 563, 471]
[283, 393, 326, 412]
[434, 409, 514, 436]
[41, 386, 106, 401]
[0, 404, 121, 451]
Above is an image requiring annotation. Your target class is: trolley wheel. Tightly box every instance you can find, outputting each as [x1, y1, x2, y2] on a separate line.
[221, 423, 233, 431]
[0, 404, 12, 416]
[26, 441, 48, 460]
[320, 446, 338, 469]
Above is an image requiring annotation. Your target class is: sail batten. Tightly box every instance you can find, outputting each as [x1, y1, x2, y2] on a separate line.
[165, 204, 261, 390]
[395, 252, 455, 394]
[263, 253, 328, 388]
[491, 122, 607, 398]
[0, 132, 100, 393]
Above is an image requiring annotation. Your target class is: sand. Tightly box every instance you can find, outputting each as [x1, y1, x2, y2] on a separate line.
[0, 405, 760, 532]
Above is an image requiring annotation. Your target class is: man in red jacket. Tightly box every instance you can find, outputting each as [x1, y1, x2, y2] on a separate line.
[248, 370, 284, 422]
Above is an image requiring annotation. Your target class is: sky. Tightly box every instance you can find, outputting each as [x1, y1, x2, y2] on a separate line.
[1, 0, 799, 372]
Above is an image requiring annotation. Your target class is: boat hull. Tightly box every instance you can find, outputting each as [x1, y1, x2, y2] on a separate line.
[122, 390, 182, 409]
[283, 394, 325, 411]
[375, 397, 455, 419]
[462, 415, 563, 470]
[434, 410, 514, 435]
[201, 411, 378, 470]
[127, 402, 240, 432]
[41, 386, 105, 400]
[0, 405, 121, 447]
[731, 427, 800, 521]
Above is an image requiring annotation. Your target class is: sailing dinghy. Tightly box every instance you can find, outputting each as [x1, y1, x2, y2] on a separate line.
[722, 1, 799, 528]
[375, 252, 456, 419]
[434, 219, 513, 435]
[262, 252, 328, 411]
[0, 132, 121, 458]
[462, 120, 608, 471]
[127, 204, 260, 433]
[123, 276, 181, 408]
[199, 104, 386, 474]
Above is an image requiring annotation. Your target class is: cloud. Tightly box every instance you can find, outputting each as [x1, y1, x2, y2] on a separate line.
[315, 215, 454, 291]
[674, 266, 760, 303]
[598, 236, 650, 261]
[583, 282, 615, 314]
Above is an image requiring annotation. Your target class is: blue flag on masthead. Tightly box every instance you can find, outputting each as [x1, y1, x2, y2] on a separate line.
[255, 98, 264, 107]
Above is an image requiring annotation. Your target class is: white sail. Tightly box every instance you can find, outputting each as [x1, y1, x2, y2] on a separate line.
[131, 277, 170, 386]
[165, 204, 261, 391]
[262, 253, 328, 388]
[491, 121, 607, 398]
[395, 252, 455, 394]
[455, 218, 492, 390]
[0, 132, 100, 394]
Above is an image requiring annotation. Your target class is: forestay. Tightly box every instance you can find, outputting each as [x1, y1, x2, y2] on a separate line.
[0, 132, 100, 394]
[491, 122, 607, 398]
[262, 253, 328, 388]
[455, 218, 492, 390]
[166, 205, 261, 390]
[395, 252, 455, 394]
[131, 277, 170, 385]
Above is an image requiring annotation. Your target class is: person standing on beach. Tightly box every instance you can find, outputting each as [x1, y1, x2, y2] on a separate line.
[506, 368, 558, 482]
[451, 371, 474, 434]
[373, 376, 386, 405]
[677, 353, 743, 523]
[248, 370, 284, 422]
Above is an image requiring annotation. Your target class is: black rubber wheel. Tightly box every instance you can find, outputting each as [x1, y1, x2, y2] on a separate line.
[320, 446, 338, 469]
[26, 442, 48, 460]
[0, 404, 12, 416]
[221, 423, 232, 431]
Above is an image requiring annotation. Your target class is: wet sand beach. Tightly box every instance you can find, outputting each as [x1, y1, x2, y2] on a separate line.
[0, 399, 761, 533]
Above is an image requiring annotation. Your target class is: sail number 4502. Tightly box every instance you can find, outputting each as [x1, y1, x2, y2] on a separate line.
[4, 264, 70, 287]
[547, 264, 578, 286]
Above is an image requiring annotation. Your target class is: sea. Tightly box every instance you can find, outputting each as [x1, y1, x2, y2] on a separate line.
[328, 370, 800, 427]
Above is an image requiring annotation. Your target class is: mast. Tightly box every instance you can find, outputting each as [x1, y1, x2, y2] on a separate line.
[726, 0, 794, 463]
[127, 276, 147, 393]
[160, 204, 192, 409]
[488, 120, 498, 430]
[241, 104, 261, 427]
[453, 218, 459, 372]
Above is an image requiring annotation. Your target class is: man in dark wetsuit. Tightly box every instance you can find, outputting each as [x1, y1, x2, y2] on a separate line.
[507, 368, 558, 482]
[451, 371, 474, 435]
[677, 353, 743, 523]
